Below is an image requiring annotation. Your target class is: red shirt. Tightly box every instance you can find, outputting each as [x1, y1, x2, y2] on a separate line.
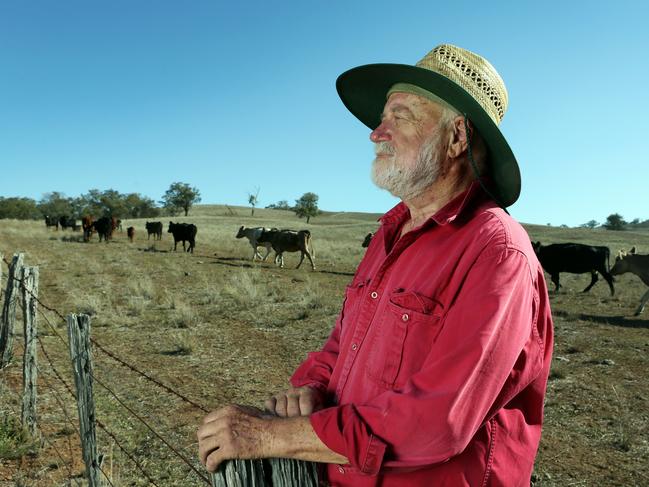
[291, 183, 554, 486]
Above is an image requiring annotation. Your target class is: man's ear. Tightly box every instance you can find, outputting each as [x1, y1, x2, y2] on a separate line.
[446, 116, 472, 159]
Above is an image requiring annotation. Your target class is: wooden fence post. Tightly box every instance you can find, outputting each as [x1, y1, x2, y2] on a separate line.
[67, 313, 103, 487]
[211, 458, 320, 486]
[21, 266, 39, 437]
[1, 253, 25, 368]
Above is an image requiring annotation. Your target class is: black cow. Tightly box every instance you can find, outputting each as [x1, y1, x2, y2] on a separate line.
[59, 216, 79, 231]
[145, 221, 163, 240]
[532, 241, 615, 296]
[362, 232, 374, 248]
[91, 217, 114, 243]
[44, 216, 59, 230]
[168, 221, 197, 253]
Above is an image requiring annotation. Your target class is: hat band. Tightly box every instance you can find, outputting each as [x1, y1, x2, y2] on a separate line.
[387, 83, 461, 117]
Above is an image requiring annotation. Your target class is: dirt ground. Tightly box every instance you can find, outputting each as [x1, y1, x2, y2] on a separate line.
[1, 209, 648, 486]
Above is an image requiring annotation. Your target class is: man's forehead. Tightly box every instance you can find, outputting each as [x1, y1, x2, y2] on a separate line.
[383, 92, 440, 114]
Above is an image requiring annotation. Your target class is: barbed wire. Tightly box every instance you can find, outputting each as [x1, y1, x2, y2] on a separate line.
[37, 335, 76, 399]
[3, 254, 212, 485]
[37, 365, 82, 486]
[91, 337, 210, 413]
[90, 372, 211, 485]
[96, 418, 163, 487]
[97, 458, 118, 487]
[37, 338, 182, 487]
[5, 256, 210, 414]
[38, 338, 164, 487]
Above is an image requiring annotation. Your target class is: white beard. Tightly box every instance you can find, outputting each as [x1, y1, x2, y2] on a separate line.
[371, 130, 444, 200]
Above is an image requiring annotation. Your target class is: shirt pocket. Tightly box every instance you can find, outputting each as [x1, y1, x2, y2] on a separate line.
[366, 290, 444, 389]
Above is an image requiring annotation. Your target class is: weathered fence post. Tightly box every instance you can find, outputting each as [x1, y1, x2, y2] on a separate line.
[21, 266, 39, 437]
[68, 313, 103, 487]
[211, 457, 320, 486]
[0, 253, 25, 368]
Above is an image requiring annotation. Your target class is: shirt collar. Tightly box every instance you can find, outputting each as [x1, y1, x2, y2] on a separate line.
[379, 180, 491, 228]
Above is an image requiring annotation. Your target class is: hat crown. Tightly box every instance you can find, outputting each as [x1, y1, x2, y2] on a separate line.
[416, 44, 508, 125]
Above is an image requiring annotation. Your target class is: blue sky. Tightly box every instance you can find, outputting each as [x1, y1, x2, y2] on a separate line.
[1, 1, 647, 227]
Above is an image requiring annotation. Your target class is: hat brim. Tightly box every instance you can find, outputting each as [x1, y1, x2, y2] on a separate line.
[336, 63, 521, 207]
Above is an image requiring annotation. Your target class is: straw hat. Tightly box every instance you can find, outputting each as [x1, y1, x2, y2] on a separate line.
[336, 44, 521, 207]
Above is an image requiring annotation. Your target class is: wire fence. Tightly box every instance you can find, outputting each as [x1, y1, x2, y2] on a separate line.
[0, 253, 321, 487]
[0, 254, 217, 486]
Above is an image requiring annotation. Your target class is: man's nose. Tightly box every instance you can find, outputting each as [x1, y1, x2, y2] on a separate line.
[370, 122, 390, 142]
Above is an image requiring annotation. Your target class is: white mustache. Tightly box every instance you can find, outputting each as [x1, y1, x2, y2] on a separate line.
[374, 142, 396, 156]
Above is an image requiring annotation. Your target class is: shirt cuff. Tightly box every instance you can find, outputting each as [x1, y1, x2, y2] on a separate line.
[310, 404, 387, 475]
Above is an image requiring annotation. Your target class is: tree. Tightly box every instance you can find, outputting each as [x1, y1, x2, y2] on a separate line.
[603, 213, 626, 231]
[248, 187, 260, 216]
[294, 192, 320, 224]
[266, 200, 291, 210]
[580, 220, 599, 229]
[161, 182, 201, 216]
[38, 192, 75, 218]
[0, 197, 41, 219]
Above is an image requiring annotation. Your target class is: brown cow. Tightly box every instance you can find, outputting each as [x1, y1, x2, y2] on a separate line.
[82, 216, 94, 242]
[258, 229, 315, 270]
[127, 226, 135, 242]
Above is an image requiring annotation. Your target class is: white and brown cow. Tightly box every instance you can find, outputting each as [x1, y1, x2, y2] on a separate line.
[235, 226, 274, 261]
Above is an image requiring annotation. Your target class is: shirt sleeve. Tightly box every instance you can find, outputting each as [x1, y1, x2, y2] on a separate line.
[309, 246, 546, 471]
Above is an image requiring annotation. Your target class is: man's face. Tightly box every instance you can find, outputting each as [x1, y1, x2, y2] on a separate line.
[370, 93, 448, 200]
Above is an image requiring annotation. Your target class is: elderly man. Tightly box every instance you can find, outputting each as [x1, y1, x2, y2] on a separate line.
[198, 44, 554, 486]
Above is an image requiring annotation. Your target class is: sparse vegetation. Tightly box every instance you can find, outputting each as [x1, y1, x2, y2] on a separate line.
[0, 416, 38, 460]
[1, 206, 648, 485]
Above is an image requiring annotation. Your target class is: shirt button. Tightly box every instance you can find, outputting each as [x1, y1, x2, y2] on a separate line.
[351, 343, 358, 351]
[402, 313, 409, 322]
[370, 291, 378, 299]
[338, 466, 345, 474]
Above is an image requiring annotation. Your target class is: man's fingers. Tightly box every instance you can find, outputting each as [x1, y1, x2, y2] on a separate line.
[198, 435, 221, 467]
[274, 395, 288, 417]
[286, 393, 301, 417]
[205, 448, 226, 473]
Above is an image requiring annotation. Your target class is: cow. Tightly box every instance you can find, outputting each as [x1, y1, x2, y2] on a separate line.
[362, 232, 374, 248]
[235, 226, 274, 261]
[168, 221, 197, 253]
[145, 221, 163, 240]
[59, 216, 79, 231]
[91, 217, 113, 243]
[111, 217, 121, 235]
[127, 226, 135, 242]
[532, 241, 615, 296]
[44, 216, 59, 230]
[610, 247, 649, 316]
[258, 229, 315, 270]
[82, 216, 94, 242]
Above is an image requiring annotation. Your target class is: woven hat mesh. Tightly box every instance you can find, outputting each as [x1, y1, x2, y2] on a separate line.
[416, 44, 508, 125]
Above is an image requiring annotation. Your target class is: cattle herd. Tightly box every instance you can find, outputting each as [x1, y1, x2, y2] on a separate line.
[43, 216, 649, 316]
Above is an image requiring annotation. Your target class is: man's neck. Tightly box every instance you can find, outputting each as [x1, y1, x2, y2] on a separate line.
[401, 172, 473, 235]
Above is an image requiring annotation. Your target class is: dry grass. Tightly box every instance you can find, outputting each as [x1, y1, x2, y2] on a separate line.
[1, 207, 648, 486]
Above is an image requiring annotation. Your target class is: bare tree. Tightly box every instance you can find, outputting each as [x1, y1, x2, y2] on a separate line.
[248, 187, 260, 216]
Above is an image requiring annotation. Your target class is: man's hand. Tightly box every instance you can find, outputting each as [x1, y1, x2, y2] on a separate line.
[197, 405, 273, 473]
[265, 385, 324, 417]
